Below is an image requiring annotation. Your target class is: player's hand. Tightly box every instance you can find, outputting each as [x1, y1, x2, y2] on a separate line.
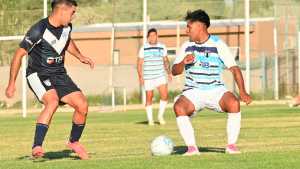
[139, 78, 144, 85]
[168, 73, 172, 82]
[183, 54, 195, 65]
[5, 84, 16, 98]
[240, 92, 252, 105]
[79, 56, 95, 69]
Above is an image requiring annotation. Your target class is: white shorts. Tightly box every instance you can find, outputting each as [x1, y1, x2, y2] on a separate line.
[182, 86, 229, 113]
[144, 76, 167, 91]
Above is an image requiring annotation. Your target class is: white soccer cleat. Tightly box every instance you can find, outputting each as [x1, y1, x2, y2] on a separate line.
[225, 144, 241, 154]
[183, 146, 200, 156]
[158, 118, 166, 125]
[148, 121, 155, 126]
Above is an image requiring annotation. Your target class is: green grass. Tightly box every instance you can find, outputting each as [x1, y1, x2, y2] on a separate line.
[0, 105, 300, 169]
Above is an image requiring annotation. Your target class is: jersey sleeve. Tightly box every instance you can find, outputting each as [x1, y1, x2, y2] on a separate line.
[173, 41, 190, 64]
[217, 40, 237, 68]
[19, 22, 43, 53]
[138, 46, 144, 59]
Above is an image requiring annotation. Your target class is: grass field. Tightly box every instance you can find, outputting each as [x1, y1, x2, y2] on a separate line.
[0, 105, 300, 169]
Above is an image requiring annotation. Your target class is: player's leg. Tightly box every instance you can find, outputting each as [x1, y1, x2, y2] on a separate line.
[32, 89, 59, 158]
[144, 78, 155, 125]
[174, 95, 200, 155]
[157, 83, 168, 125]
[145, 90, 154, 125]
[219, 91, 241, 154]
[61, 91, 89, 160]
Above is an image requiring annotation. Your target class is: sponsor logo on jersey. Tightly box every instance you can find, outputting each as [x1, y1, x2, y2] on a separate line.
[200, 61, 210, 68]
[194, 61, 210, 68]
[47, 56, 63, 64]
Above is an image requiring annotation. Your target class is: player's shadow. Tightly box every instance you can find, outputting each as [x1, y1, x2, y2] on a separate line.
[135, 121, 162, 125]
[17, 149, 79, 162]
[173, 146, 225, 155]
[42, 149, 79, 160]
[135, 121, 149, 125]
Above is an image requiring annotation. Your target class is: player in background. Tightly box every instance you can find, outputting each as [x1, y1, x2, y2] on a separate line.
[137, 28, 172, 125]
[5, 0, 94, 160]
[172, 9, 252, 156]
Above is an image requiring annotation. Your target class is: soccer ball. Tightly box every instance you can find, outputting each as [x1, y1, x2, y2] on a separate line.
[150, 135, 174, 156]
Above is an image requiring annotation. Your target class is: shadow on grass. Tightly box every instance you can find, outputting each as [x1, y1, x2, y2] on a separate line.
[17, 149, 79, 162]
[173, 146, 225, 155]
[135, 121, 164, 125]
[135, 121, 148, 125]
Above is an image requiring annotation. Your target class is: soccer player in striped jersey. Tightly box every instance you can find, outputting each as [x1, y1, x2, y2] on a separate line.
[172, 9, 252, 156]
[5, 0, 93, 159]
[137, 28, 172, 125]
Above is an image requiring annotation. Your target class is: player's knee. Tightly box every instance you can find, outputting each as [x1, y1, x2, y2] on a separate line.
[173, 103, 187, 116]
[76, 100, 89, 115]
[146, 95, 153, 105]
[228, 98, 240, 113]
[146, 93, 153, 99]
[44, 100, 59, 111]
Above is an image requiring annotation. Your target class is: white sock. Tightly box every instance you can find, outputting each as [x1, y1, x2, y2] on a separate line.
[227, 112, 241, 145]
[176, 116, 196, 147]
[158, 100, 167, 119]
[146, 105, 153, 122]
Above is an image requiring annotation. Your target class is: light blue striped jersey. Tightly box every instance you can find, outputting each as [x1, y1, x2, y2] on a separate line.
[139, 42, 168, 80]
[174, 35, 237, 91]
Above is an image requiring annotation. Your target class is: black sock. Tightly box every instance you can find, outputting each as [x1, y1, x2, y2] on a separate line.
[69, 122, 85, 143]
[32, 123, 49, 149]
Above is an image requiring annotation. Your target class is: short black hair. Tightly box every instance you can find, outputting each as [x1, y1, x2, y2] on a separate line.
[185, 9, 210, 28]
[51, 0, 78, 10]
[147, 28, 157, 37]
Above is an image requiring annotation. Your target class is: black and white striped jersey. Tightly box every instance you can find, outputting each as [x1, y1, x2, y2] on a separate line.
[20, 18, 72, 76]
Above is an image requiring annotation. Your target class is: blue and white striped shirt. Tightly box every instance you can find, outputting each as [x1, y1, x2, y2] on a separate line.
[139, 42, 168, 80]
[174, 35, 237, 91]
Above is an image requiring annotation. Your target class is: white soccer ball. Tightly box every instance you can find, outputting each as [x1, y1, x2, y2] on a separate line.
[150, 135, 174, 156]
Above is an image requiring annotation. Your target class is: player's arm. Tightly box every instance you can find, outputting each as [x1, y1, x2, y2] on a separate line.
[172, 61, 185, 76]
[172, 54, 194, 76]
[137, 58, 144, 85]
[229, 66, 252, 105]
[172, 42, 194, 76]
[137, 47, 144, 85]
[163, 56, 171, 74]
[163, 56, 172, 81]
[6, 22, 42, 98]
[162, 47, 172, 81]
[218, 40, 252, 105]
[67, 39, 94, 69]
[5, 48, 28, 98]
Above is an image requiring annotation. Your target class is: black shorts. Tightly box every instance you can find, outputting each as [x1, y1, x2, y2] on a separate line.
[26, 72, 81, 104]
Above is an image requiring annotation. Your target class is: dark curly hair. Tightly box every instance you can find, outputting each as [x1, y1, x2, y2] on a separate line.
[185, 9, 210, 28]
[51, 0, 78, 10]
[147, 28, 157, 37]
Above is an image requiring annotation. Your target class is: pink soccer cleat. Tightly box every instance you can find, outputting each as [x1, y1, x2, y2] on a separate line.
[226, 144, 241, 154]
[67, 141, 89, 160]
[32, 146, 44, 158]
[183, 146, 200, 156]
